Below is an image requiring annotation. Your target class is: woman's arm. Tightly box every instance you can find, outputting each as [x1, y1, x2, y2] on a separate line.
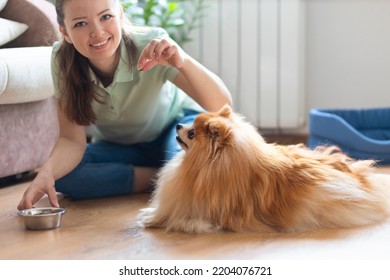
[172, 57, 232, 112]
[17, 102, 87, 210]
[137, 37, 233, 111]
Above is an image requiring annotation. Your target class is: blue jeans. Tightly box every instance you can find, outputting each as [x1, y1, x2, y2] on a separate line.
[55, 110, 199, 199]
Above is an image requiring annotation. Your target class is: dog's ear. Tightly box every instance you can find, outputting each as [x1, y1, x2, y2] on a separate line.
[207, 119, 232, 141]
[208, 122, 220, 139]
[218, 104, 233, 119]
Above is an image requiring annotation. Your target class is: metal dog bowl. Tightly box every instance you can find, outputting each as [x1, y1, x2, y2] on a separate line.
[18, 207, 67, 230]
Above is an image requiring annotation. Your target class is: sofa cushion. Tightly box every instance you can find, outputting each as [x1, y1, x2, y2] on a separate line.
[0, 0, 60, 48]
[0, 17, 28, 46]
[0, 55, 6, 94]
[0, 0, 8, 11]
[0, 46, 54, 104]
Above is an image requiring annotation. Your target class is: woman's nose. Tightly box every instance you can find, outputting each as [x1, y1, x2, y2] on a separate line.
[90, 23, 105, 38]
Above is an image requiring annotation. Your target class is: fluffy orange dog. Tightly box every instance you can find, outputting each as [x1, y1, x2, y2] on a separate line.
[138, 105, 390, 233]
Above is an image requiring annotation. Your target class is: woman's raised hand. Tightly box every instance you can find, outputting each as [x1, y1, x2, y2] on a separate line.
[137, 37, 187, 71]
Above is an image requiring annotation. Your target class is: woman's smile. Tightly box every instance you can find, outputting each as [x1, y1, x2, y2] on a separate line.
[90, 37, 111, 50]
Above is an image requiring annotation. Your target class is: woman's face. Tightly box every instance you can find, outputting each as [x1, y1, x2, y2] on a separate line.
[60, 0, 122, 69]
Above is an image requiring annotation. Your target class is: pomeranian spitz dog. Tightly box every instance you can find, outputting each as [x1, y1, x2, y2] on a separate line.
[138, 105, 390, 233]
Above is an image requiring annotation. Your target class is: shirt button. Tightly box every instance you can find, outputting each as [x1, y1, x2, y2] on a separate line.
[109, 105, 115, 110]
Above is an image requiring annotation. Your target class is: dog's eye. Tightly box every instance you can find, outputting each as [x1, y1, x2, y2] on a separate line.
[188, 129, 195, 139]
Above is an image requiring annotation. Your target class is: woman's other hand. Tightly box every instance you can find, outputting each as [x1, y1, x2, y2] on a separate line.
[17, 167, 59, 210]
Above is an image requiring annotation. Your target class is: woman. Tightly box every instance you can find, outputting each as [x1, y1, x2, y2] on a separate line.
[17, 0, 232, 210]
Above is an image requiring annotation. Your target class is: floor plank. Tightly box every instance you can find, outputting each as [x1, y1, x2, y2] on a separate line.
[1, 167, 390, 260]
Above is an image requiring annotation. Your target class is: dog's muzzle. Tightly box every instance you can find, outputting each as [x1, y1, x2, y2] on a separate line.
[176, 124, 188, 149]
[176, 135, 187, 147]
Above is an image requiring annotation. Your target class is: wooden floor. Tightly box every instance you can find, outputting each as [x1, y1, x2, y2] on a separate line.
[1, 166, 390, 260]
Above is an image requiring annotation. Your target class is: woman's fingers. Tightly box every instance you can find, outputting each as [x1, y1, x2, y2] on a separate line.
[47, 187, 60, 208]
[137, 39, 159, 70]
[17, 188, 44, 210]
[137, 38, 180, 71]
[153, 38, 172, 59]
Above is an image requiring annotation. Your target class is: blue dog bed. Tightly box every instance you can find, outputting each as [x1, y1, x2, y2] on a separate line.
[307, 108, 390, 164]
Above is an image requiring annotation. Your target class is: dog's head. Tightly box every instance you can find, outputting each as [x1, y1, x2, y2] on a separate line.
[176, 104, 264, 158]
[176, 105, 234, 153]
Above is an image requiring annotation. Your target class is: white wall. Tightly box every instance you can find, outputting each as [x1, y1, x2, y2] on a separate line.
[306, 0, 390, 112]
[182, 0, 390, 132]
[184, 0, 306, 130]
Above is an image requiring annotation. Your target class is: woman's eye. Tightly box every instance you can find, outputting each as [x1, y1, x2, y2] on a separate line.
[74, 21, 87, 28]
[188, 129, 195, 139]
[101, 14, 112, 21]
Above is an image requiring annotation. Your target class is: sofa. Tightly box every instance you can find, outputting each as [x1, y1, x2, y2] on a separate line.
[0, 0, 60, 179]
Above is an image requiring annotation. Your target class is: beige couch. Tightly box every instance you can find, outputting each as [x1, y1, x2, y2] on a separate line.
[0, 0, 60, 179]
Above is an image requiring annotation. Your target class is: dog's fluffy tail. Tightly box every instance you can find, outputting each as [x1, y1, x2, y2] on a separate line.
[321, 172, 390, 230]
[366, 173, 390, 208]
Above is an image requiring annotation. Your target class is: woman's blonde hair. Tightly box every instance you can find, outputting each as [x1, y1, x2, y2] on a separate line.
[54, 0, 137, 125]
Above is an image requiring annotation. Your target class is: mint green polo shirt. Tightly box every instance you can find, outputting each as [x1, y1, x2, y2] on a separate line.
[51, 26, 202, 144]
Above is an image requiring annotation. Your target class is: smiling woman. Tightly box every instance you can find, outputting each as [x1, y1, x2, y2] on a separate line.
[16, 0, 232, 210]
[59, 0, 123, 75]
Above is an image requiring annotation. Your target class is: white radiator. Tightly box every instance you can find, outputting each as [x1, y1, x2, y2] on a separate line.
[184, 0, 306, 129]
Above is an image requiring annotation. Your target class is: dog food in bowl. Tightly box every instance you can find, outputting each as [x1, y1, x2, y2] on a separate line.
[18, 207, 67, 230]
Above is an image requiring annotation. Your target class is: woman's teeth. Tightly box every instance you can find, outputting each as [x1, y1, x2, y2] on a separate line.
[92, 40, 108, 47]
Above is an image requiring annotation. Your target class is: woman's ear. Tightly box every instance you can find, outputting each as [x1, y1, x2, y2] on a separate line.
[118, 3, 124, 22]
[60, 26, 73, 44]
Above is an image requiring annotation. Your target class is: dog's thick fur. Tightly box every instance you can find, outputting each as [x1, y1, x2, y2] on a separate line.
[138, 105, 390, 233]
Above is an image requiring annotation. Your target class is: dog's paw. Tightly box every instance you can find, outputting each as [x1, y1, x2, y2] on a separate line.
[137, 208, 158, 228]
[137, 208, 222, 233]
[178, 219, 222, 234]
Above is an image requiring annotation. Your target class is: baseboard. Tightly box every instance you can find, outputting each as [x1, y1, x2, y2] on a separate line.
[262, 133, 308, 145]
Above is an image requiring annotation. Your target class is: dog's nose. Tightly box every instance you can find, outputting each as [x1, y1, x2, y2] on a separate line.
[176, 124, 183, 131]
